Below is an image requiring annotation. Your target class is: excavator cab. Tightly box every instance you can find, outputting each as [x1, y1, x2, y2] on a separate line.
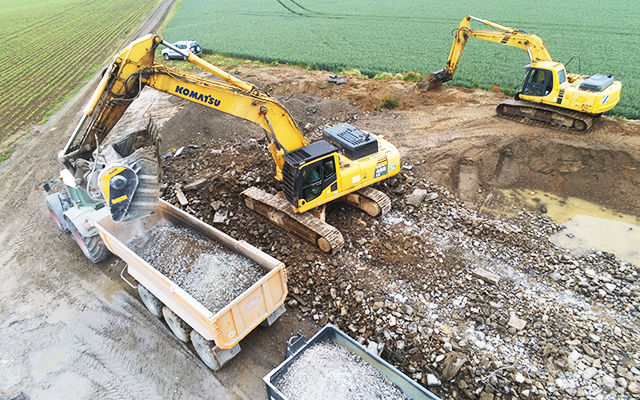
[520, 67, 555, 97]
[282, 141, 339, 209]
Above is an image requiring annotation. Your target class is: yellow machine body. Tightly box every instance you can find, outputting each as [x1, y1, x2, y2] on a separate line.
[433, 15, 622, 117]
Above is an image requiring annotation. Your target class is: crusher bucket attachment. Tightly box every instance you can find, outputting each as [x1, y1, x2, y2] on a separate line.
[99, 147, 160, 222]
[97, 121, 161, 222]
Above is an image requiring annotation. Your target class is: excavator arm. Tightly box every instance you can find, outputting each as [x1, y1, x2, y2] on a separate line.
[432, 15, 552, 82]
[60, 34, 307, 178]
[59, 34, 309, 221]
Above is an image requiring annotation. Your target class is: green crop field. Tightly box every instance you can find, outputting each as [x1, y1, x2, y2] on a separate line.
[163, 0, 638, 119]
[0, 0, 161, 154]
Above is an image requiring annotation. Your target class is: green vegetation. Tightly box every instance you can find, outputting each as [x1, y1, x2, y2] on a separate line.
[0, 0, 161, 151]
[376, 96, 399, 111]
[163, 0, 639, 119]
[402, 71, 424, 82]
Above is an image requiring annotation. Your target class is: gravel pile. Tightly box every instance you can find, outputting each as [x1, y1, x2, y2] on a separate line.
[275, 341, 410, 400]
[158, 113, 640, 399]
[127, 222, 265, 313]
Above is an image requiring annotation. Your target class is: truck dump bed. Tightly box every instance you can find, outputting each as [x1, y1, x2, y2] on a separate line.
[95, 199, 287, 349]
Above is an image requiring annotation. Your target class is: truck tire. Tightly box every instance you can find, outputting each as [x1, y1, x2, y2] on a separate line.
[138, 285, 163, 318]
[190, 331, 241, 371]
[46, 193, 70, 233]
[162, 306, 191, 343]
[67, 218, 109, 263]
[190, 331, 222, 370]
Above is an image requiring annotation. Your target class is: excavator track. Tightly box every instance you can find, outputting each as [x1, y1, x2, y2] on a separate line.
[241, 186, 344, 254]
[345, 187, 392, 217]
[496, 98, 594, 133]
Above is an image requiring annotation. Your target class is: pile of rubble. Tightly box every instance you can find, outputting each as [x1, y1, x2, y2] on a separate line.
[158, 133, 639, 399]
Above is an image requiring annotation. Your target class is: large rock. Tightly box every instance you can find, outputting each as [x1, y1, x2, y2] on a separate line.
[406, 189, 428, 207]
[472, 268, 500, 285]
[441, 352, 467, 381]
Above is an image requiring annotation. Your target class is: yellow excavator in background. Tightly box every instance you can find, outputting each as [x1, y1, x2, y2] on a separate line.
[431, 15, 622, 132]
[49, 34, 400, 257]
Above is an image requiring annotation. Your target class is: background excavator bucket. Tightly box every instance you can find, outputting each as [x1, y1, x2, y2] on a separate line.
[421, 74, 444, 91]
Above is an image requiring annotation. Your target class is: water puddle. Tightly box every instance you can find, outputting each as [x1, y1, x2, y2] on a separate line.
[483, 189, 640, 266]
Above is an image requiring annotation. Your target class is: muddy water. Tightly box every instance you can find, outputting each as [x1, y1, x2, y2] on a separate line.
[484, 189, 640, 266]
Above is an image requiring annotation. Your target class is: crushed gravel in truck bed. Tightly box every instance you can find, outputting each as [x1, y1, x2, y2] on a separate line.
[126, 222, 265, 313]
[274, 341, 410, 400]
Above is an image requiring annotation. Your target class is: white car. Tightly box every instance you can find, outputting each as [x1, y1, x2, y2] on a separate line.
[161, 40, 202, 60]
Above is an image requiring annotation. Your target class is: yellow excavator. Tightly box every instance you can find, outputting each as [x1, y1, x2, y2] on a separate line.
[48, 34, 400, 256]
[431, 15, 622, 132]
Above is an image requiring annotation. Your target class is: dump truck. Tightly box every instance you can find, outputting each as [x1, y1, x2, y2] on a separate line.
[94, 199, 287, 370]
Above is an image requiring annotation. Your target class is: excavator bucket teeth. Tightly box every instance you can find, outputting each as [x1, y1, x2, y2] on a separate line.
[99, 147, 160, 222]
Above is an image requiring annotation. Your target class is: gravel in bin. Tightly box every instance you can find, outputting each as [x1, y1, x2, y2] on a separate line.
[274, 341, 410, 400]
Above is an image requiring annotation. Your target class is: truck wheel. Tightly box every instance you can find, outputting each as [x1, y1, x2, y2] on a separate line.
[67, 218, 109, 263]
[138, 285, 163, 318]
[191, 331, 222, 370]
[46, 193, 70, 233]
[162, 306, 191, 342]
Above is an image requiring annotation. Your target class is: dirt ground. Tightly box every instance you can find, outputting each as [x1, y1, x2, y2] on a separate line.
[1, 21, 640, 400]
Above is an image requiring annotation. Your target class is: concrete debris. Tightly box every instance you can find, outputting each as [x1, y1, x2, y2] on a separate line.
[507, 314, 527, 330]
[472, 267, 500, 285]
[426, 373, 441, 386]
[175, 186, 188, 205]
[213, 210, 228, 224]
[406, 188, 427, 207]
[328, 74, 347, 85]
[424, 192, 439, 202]
[440, 352, 466, 381]
[183, 178, 208, 191]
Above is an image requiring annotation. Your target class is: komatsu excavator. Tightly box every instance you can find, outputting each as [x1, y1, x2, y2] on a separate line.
[45, 34, 400, 258]
[431, 15, 622, 132]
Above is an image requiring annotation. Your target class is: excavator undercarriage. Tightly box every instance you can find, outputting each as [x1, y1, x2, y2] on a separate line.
[496, 99, 594, 133]
[241, 186, 391, 254]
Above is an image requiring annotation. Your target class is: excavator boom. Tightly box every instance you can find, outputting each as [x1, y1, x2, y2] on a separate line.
[433, 15, 552, 82]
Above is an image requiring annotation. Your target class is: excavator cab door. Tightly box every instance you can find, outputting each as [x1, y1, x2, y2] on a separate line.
[300, 155, 338, 203]
[521, 68, 554, 97]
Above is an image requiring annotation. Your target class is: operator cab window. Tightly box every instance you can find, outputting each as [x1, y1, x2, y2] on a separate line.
[323, 158, 336, 179]
[301, 157, 337, 202]
[557, 69, 566, 85]
[302, 164, 323, 202]
[522, 68, 553, 96]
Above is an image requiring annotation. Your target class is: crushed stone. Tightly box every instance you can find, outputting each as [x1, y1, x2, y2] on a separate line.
[126, 222, 264, 313]
[274, 341, 410, 400]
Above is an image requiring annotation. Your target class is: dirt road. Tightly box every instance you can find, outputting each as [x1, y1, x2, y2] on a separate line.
[1, 12, 639, 399]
